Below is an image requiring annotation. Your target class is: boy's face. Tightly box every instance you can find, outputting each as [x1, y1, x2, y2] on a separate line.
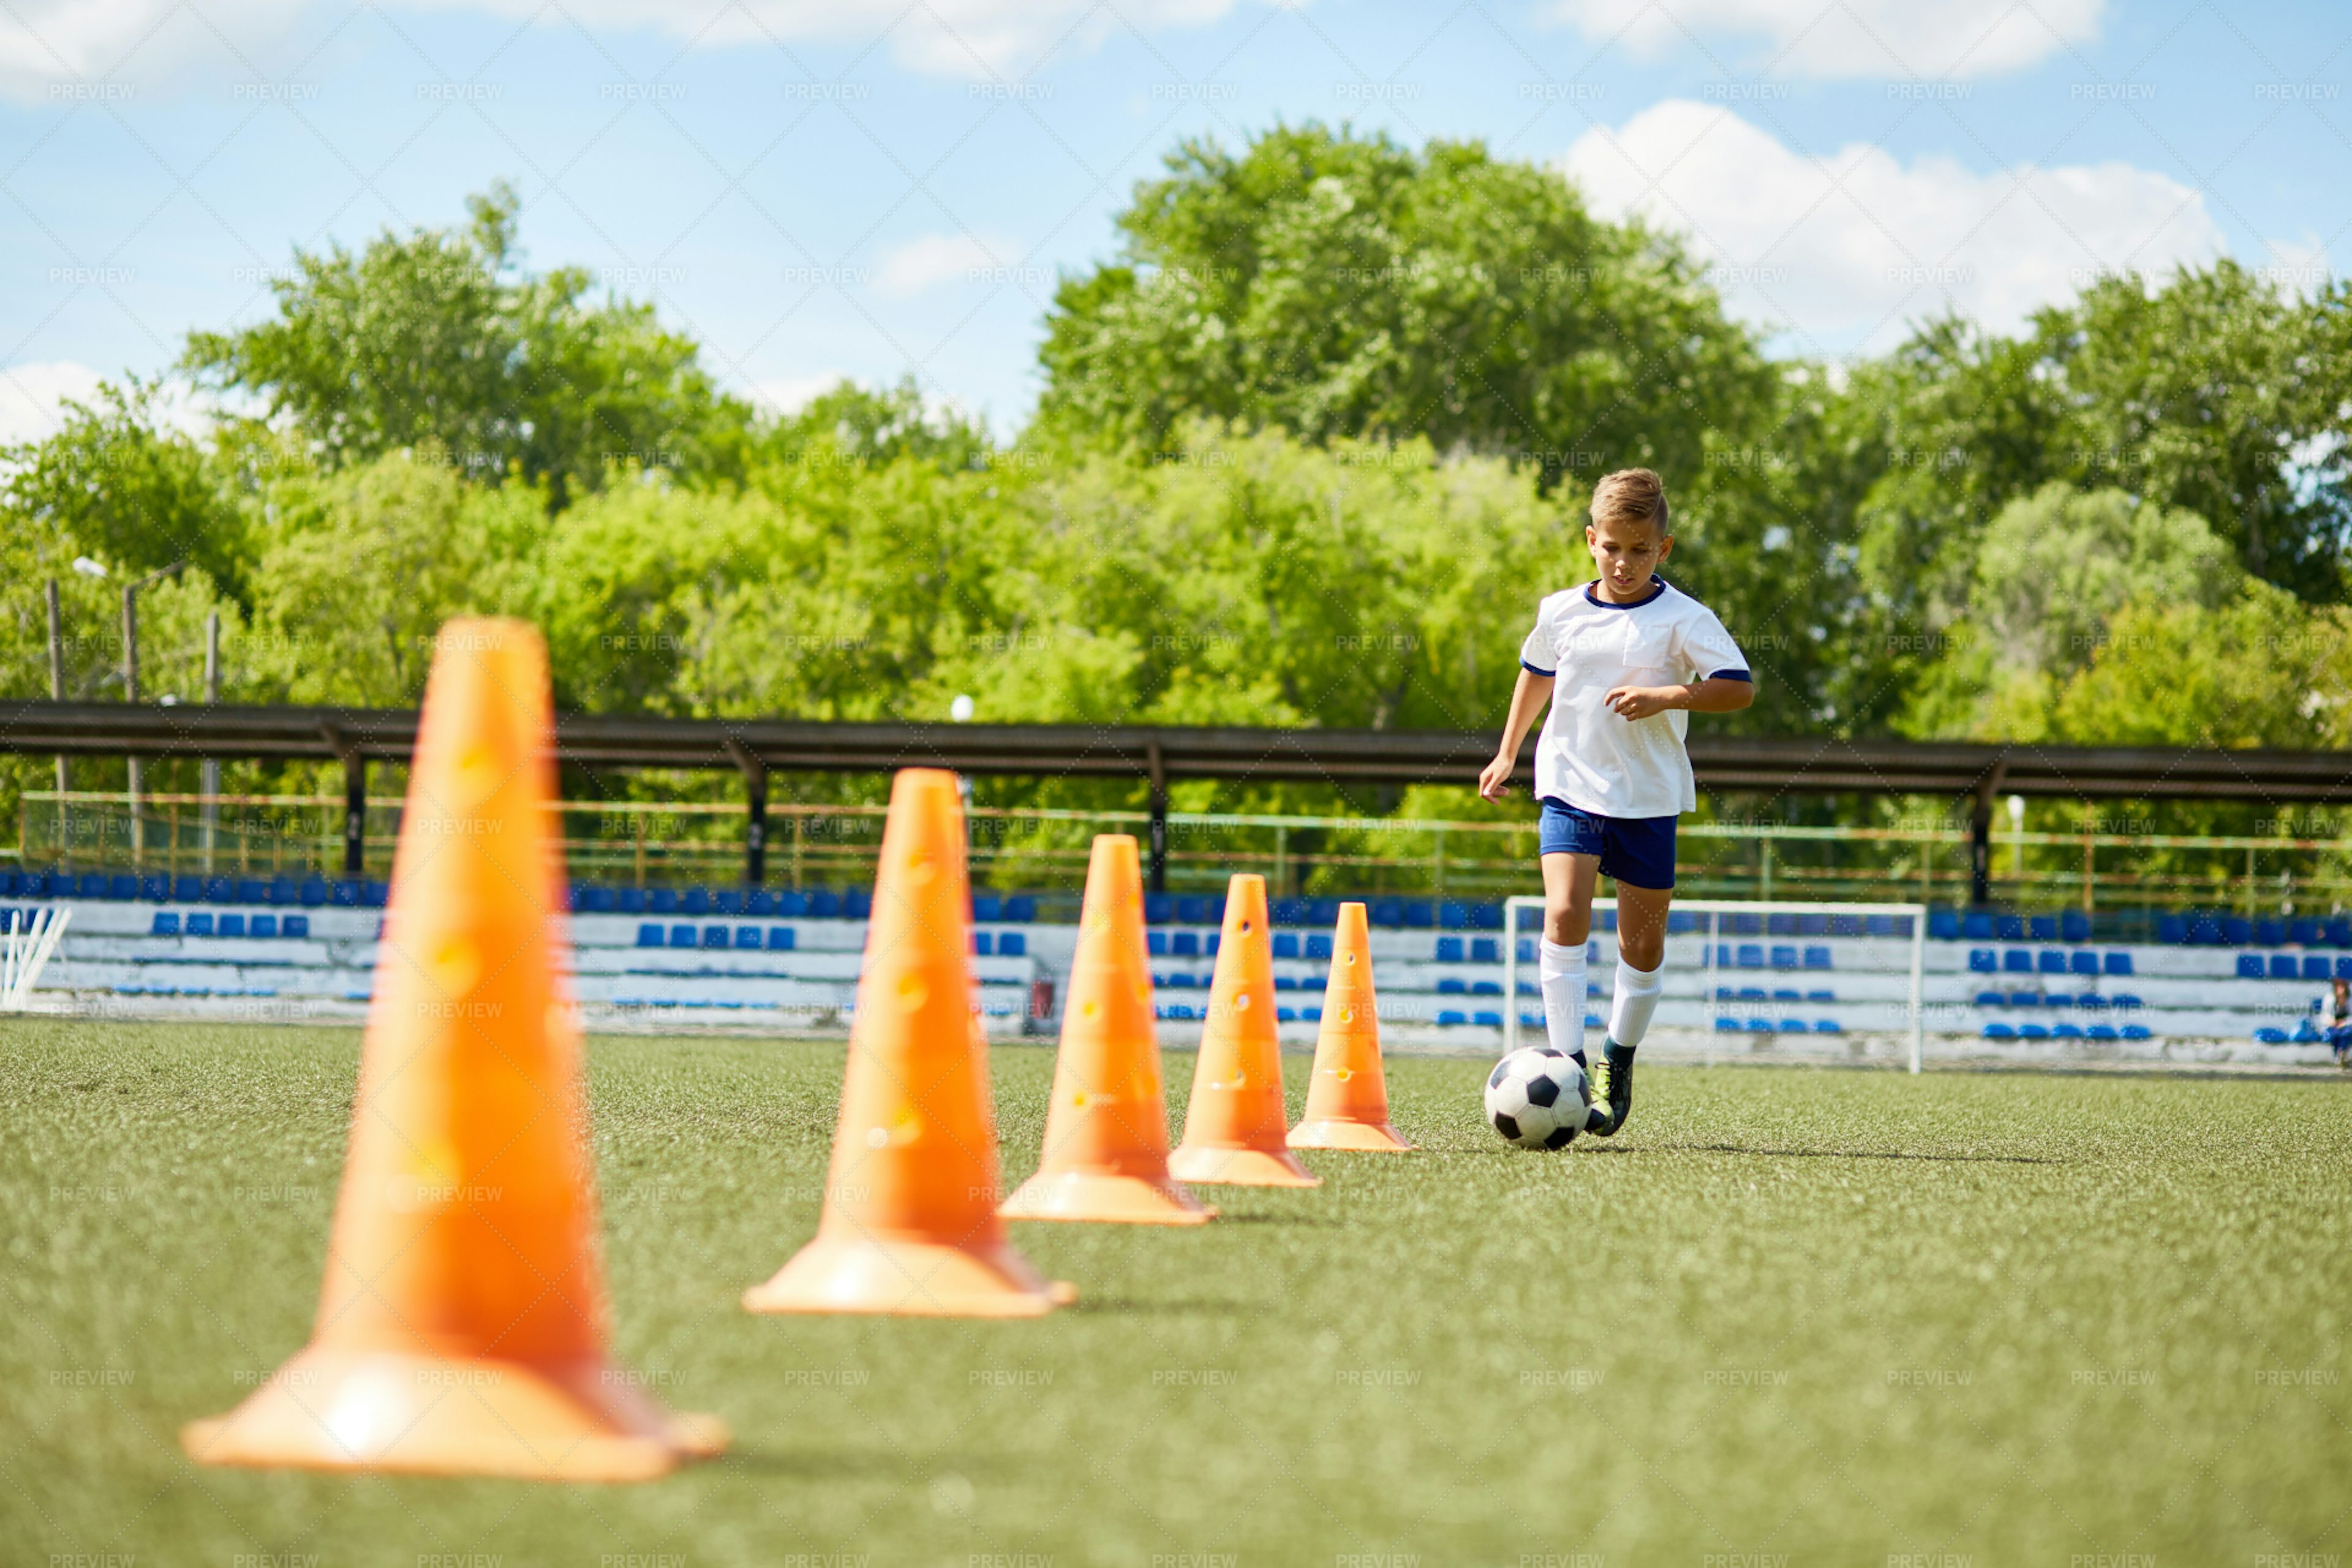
[1585, 514, 1672, 600]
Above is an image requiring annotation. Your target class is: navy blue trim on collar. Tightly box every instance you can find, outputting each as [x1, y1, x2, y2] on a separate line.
[1521, 659, 1556, 676]
[1583, 577, 1670, 610]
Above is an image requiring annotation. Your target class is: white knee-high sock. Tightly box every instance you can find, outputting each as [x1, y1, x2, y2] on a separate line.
[1539, 939, 1588, 1064]
[1609, 955, 1664, 1050]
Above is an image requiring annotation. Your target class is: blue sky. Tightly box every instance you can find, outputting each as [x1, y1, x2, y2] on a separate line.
[2, 0, 2346, 443]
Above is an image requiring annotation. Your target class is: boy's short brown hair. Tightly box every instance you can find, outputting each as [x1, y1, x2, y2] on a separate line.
[1589, 467, 1669, 535]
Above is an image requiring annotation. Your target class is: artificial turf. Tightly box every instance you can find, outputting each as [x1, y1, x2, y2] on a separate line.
[3, 1017, 2346, 1564]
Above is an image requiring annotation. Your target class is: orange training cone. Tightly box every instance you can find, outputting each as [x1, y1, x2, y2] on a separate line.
[1001, 835, 1214, 1226]
[1167, 874, 1321, 1188]
[182, 619, 726, 1480]
[744, 768, 1073, 1316]
[1288, 902, 1414, 1152]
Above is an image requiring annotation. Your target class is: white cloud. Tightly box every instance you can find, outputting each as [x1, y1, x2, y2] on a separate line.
[401, 0, 1250, 80]
[873, 232, 1012, 296]
[1559, 100, 2225, 355]
[1542, 0, 2105, 79]
[748, 374, 850, 416]
[0, 360, 105, 447]
[0, 0, 308, 105]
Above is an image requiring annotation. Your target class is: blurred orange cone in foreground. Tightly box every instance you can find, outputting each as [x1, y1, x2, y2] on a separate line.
[1001, 835, 1213, 1226]
[182, 618, 726, 1481]
[1288, 902, 1414, 1152]
[744, 768, 1073, 1316]
[1167, 875, 1320, 1188]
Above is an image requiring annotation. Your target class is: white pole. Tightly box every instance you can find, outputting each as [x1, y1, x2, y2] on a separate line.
[1909, 905, 1926, 1075]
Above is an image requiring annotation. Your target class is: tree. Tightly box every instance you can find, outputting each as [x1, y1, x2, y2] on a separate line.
[1035, 125, 1776, 496]
[183, 182, 752, 510]
[756, 377, 992, 473]
[0, 377, 251, 601]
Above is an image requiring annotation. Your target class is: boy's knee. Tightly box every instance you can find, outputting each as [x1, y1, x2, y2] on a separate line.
[1544, 903, 1589, 946]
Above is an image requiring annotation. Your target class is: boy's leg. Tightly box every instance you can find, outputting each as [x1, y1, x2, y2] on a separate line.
[1589, 878, 1674, 1137]
[1539, 851, 1598, 1068]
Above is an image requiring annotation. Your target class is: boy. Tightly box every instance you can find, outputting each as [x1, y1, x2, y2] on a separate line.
[1478, 468, 1754, 1135]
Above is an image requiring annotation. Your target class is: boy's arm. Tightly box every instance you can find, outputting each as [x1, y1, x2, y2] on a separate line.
[1603, 675, 1754, 720]
[1479, 666, 1555, 799]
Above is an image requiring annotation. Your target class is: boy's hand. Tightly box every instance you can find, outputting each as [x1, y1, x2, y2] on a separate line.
[1604, 684, 1678, 720]
[1477, 752, 1516, 801]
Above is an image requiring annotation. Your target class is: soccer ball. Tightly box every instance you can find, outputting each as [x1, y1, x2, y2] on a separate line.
[1484, 1047, 1589, 1150]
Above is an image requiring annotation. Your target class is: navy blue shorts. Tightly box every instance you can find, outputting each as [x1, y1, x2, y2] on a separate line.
[1537, 798, 1676, 889]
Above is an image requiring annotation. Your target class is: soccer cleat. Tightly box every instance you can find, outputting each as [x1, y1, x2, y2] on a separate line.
[1585, 1040, 1635, 1136]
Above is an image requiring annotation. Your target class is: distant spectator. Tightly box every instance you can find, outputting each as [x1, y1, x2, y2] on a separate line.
[2326, 978, 2352, 1068]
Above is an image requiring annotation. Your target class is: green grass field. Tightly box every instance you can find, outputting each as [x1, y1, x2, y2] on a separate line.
[4, 1019, 2347, 1565]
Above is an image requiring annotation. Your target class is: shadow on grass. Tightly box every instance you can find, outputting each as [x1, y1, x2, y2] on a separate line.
[1593, 1142, 2067, 1165]
[1068, 1297, 1253, 1316]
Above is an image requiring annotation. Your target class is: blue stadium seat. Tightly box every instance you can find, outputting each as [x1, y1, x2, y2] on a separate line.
[251, 914, 279, 938]
[1472, 1009, 1502, 1027]
[701, 925, 729, 950]
[2236, 954, 2265, 978]
[1929, 910, 1961, 940]
[681, 888, 711, 916]
[1807, 989, 1834, 1003]
[1436, 1009, 1468, 1027]
[151, 911, 180, 935]
[734, 926, 763, 950]
[0, 872, 18, 899]
[1777, 1019, 1807, 1033]
[1471, 980, 1501, 996]
[974, 932, 993, 956]
[2051, 1022, 2082, 1039]
[2017, 1023, 2049, 1039]
[636, 923, 664, 948]
[1471, 938, 1499, 963]
[1306, 934, 1333, 961]
[186, 912, 214, 936]
[1738, 986, 1768, 1001]
[2156, 913, 2188, 943]
[1273, 975, 1297, 992]
[1975, 990, 2006, 1008]
[1996, 915, 2025, 940]
[2253, 1027, 2290, 1045]
[2003, 950, 2032, 973]
[1773, 987, 1801, 1001]
[767, 927, 794, 951]
[2029, 915, 2058, 941]
[1147, 932, 1169, 957]
[2070, 951, 2100, 976]
[810, 889, 845, 919]
[1736, 944, 1763, 969]
[2060, 910, 2092, 943]
[582, 886, 617, 913]
[2113, 993, 2143, 1009]
[1273, 932, 1300, 959]
[1175, 895, 1207, 924]
[666, 924, 696, 949]
[2295, 1016, 2322, 1043]
[2037, 951, 2067, 975]
[1968, 949, 1997, 973]
[972, 894, 1002, 922]
[1436, 978, 1467, 995]
[615, 887, 647, 914]
[1744, 1017, 1772, 1033]
[217, 914, 246, 937]
[1370, 899, 1405, 929]
[743, 890, 775, 917]
[2289, 918, 2322, 946]
[1403, 902, 1436, 929]
[300, 877, 328, 907]
[1275, 1005, 1297, 1023]
[2086, 1024, 2117, 1041]
[2120, 1023, 2152, 1040]
[766, 889, 800, 918]
[2256, 919, 2287, 946]
[2337, 956, 2352, 981]
[2329, 918, 2352, 948]
[2009, 990, 2041, 1008]
[1668, 910, 1701, 935]
[139, 872, 169, 901]
[1714, 1017, 1741, 1032]
[1440, 900, 1473, 930]
[2269, 954, 2300, 979]
[1770, 945, 1798, 969]
[104, 873, 135, 899]
[1171, 932, 1199, 958]
[1435, 936, 1464, 963]
[647, 888, 679, 914]
[282, 916, 309, 939]
[712, 889, 743, 916]
[1270, 897, 1308, 925]
[1301, 1006, 1322, 1023]
[1802, 946, 1831, 970]
[2223, 916, 2253, 944]
[1144, 894, 1174, 925]
[2103, 952, 2133, 976]
[1963, 912, 1995, 940]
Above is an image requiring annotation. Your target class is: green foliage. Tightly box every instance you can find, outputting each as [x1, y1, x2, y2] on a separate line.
[1035, 124, 1777, 495]
[183, 182, 752, 510]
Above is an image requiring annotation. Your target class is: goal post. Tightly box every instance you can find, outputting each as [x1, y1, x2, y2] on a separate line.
[1501, 896, 1929, 1075]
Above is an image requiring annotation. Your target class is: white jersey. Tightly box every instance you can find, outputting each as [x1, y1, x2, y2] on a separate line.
[1517, 577, 1749, 818]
